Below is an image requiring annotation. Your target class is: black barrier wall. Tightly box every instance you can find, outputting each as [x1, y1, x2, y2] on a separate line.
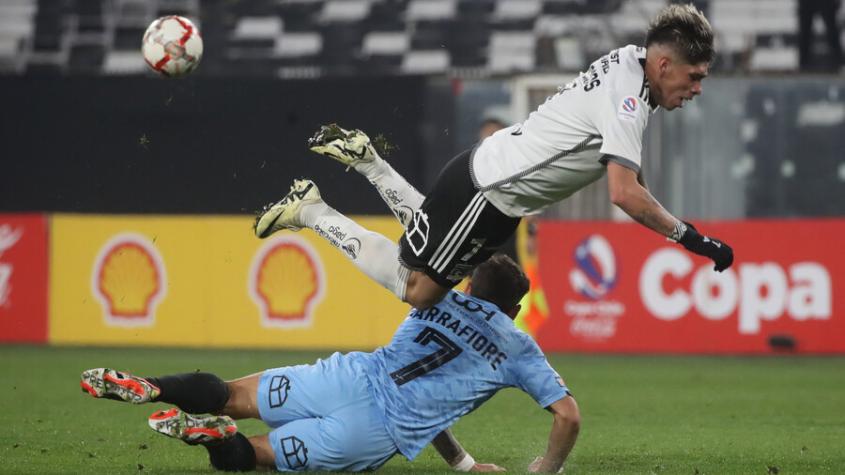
[0, 76, 429, 214]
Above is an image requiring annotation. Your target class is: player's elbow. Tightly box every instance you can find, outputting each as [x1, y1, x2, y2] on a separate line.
[609, 186, 632, 209]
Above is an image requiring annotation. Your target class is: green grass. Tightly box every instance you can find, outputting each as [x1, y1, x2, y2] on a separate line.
[2, 346, 844, 474]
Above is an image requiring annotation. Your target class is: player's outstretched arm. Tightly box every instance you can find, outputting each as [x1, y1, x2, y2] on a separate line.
[432, 429, 506, 472]
[528, 396, 580, 473]
[606, 161, 733, 272]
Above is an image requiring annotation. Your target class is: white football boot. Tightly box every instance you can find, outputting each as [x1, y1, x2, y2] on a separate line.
[254, 179, 322, 238]
[308, 123, 377, 170]
[80, 368, 160, 404]
[148, 408, 237, 445]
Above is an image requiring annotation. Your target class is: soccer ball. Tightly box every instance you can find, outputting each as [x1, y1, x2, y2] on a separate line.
[142, 15, 203, 77]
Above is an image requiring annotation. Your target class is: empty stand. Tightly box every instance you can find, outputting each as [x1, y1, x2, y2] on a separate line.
[2, 0, 826, 76]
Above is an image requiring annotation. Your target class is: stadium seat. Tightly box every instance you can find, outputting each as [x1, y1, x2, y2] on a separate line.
[402, 49, 450, 73]
[320, 0, 372, 23]
[6, 0, 813, 76]
[406, 0, 456, 22]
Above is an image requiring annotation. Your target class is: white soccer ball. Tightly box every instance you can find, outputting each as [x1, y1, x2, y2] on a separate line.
[142, 15, 203, 77]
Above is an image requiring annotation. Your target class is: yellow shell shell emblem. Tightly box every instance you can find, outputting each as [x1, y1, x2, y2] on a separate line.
[93, 234, 166, 326]
[250, 236, 325, 328]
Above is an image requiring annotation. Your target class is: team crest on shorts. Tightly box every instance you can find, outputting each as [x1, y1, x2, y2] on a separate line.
[281, 436, 308, 469]
[268, 375, 291, 408]
[406, 210, 430, 256]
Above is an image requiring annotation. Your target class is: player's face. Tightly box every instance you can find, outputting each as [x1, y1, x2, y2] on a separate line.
[653, 57, 709, 111]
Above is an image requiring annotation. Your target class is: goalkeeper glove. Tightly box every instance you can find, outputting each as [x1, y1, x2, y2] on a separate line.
[677, 221, 734, 272]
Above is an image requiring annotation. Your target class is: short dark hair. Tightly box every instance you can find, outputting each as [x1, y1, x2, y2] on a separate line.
[469, 254, 530, 314]
[645, 4, 714, 64]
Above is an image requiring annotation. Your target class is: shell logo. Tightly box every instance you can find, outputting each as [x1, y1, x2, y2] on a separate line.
[92, 233, 167, 327]
[249, 235, 325, 328]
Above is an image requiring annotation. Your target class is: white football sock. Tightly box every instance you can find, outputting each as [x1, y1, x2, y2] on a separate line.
[355, 155, 425, 229]
[301, 202, 409, 301]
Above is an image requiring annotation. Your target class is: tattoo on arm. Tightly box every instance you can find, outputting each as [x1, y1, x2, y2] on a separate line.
[627, 189, 678, 238]
[432, 429, 466, 466]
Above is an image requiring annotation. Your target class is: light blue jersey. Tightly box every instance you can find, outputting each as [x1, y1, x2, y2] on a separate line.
[361, 290, 569, 460]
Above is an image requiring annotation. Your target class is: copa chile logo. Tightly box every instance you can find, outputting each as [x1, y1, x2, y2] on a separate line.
[622, 96, 638, 113]
[568, 234, 618, 300]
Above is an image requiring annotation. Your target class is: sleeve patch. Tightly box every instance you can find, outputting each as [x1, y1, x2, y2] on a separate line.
[617, 95, 640, 121]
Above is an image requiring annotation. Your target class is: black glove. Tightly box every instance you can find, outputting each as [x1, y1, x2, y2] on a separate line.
[678, 221, 734, 272]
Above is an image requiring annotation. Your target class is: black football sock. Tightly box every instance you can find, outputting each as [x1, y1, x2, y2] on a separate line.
[205, 432, 257, 472]
[145, 372, 230, 414]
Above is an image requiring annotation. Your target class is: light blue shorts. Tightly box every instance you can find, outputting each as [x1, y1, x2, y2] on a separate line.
[257, 352, 399, 472]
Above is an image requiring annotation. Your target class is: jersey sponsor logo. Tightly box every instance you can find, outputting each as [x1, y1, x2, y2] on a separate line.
[249, 235, 325, 328]
[280, 436, 308, 469]
[268, 375, 291, 408]
[565, 235, 625, 340]
[92, 233, 167, 327]
[450, 292, 497, 321]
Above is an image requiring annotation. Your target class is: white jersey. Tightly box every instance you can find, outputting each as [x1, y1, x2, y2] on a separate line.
[471, 45, 656, 217]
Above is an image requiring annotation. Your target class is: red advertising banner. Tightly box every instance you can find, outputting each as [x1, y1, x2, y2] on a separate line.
[0, 214, 48, 343]
[534, 219, 844, 354]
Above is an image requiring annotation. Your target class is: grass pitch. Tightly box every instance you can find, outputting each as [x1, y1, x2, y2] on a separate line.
[2, 346, 844, 474]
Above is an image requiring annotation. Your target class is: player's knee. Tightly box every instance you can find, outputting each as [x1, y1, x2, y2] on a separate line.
[557, 396, 581, 434]
[222, 374, 261, 419]
[403, 272, 448, 309]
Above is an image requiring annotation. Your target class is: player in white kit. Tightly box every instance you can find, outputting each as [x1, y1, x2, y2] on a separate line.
[255, 4, 733, 310]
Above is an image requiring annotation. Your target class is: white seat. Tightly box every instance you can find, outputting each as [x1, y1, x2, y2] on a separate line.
[401, 49, 450, 73]
[750, 47, 798, 71]
[493, 0, 541, 20]
[274, 32, 322, 57]
[232, 17, 283, 39]
[320, 0, 371, 22]
[488, 32, 535, 72]
[362, 31, 409, 55]
[406, 0, 456, 22]
[103, 50, 146, 74]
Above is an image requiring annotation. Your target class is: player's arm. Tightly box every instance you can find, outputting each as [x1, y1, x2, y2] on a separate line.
[528, 396, 580, 473]
[606, 160, 733, 271]
[432, 429, 505, 472]
[607, 160, 676, 236]
[636, 168, 648, 190]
